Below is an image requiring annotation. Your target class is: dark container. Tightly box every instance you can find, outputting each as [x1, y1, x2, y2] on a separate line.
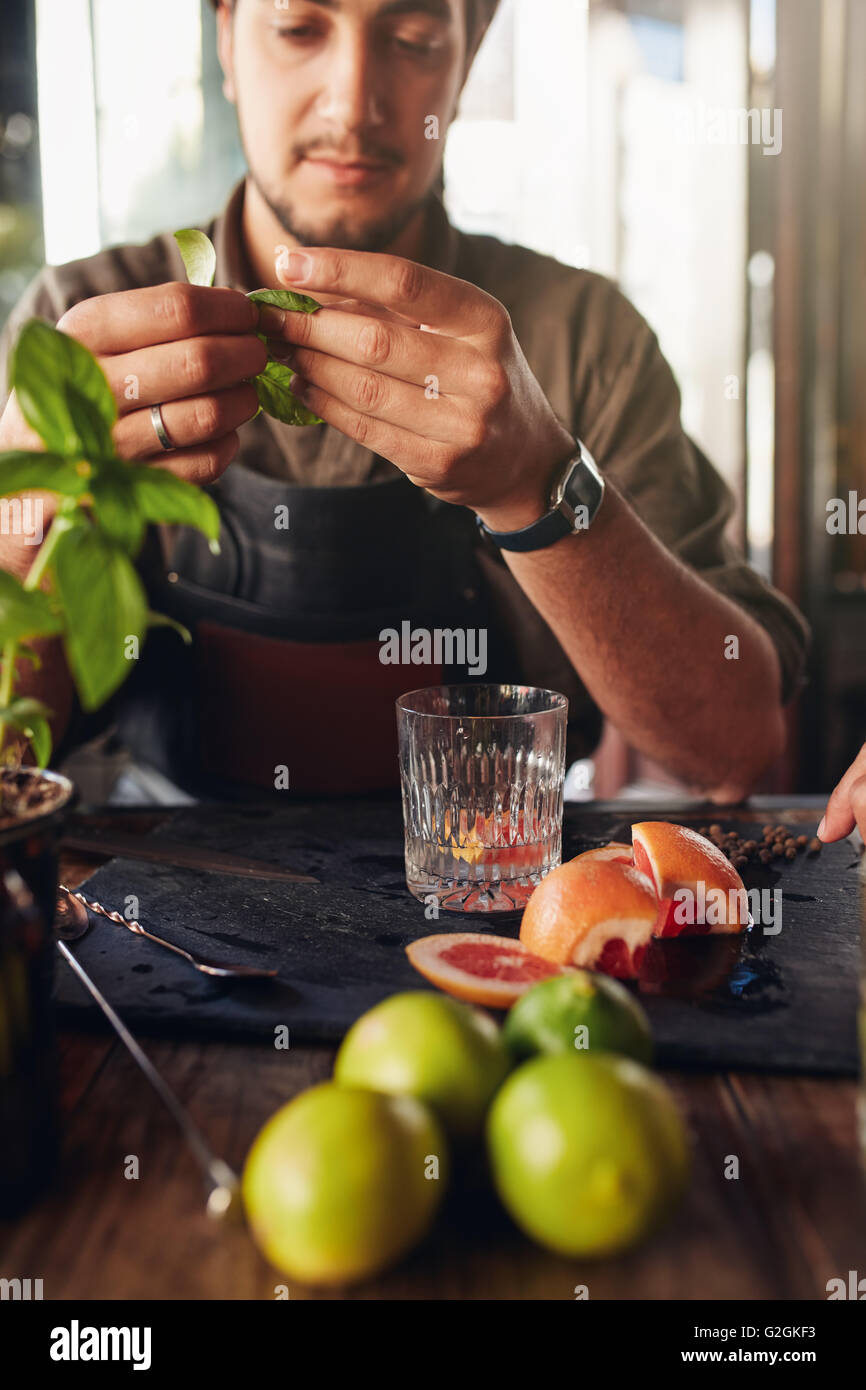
[0, 769, 75, 1215]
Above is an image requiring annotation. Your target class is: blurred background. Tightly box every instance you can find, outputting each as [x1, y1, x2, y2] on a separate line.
[1, 0, 863, 800]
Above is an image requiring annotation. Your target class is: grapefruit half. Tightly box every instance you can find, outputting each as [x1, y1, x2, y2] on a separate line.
[520, 858, 659, 979]
[631, 821, 749, 935]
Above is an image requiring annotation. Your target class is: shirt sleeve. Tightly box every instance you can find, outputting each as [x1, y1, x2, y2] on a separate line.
[0, 266, 76, 416]
[571, 278, 810, 705]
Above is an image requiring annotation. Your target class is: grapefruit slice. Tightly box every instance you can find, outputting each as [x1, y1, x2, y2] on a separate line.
[631, 822, 749, 935]
[520, 858, 659, 979]
[405, 933, 572, 1009]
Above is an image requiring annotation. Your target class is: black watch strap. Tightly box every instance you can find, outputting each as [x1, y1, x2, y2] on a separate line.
[475, 506, 573, 553]
[476, 438, 605, 553]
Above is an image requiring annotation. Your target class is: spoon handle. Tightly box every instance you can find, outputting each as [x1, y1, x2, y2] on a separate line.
[56, 939, 241, 1219]
[60, 886, 275, 978]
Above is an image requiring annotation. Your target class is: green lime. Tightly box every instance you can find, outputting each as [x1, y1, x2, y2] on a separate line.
[504, 972, 653, 1065]
[243, 1082, 447, 1287]
[334, 991, 511, 1139]
[487, 1052, 689, 1257]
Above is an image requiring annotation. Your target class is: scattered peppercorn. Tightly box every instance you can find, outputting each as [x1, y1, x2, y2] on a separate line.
[691, 821, 822, 869]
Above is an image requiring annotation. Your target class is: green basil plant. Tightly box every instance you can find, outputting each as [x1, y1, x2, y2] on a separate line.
[0, 319, 221, 767]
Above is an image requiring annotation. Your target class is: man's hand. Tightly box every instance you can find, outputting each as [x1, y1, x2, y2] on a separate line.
[269, 247, 575, 529]
[818, 743, 866, 842]
[0, 280, 268, 491]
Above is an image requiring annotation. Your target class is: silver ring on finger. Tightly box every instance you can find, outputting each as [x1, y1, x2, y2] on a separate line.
[150, 403, 175, 452]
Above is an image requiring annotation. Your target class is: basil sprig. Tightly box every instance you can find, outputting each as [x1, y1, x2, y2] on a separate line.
[174, 229, 322, 426]
[0, 318, 220, 765]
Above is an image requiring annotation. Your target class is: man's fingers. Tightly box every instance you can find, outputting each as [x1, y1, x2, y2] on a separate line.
[57, 283, 260, 355]
[818, 743, 866, 841]
[287, 344, 469, 440]
[104, 334, 268, 416]
[849, 775, 866, 841]
[273, 303, 482, 395]
[137, 430, 241, 487]
[276, 247, 501, 338]
[290, 374, 449, 479]
[113, 384, 259, 459]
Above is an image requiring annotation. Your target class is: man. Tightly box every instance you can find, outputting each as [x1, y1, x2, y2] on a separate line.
[0, 0, 808, 798]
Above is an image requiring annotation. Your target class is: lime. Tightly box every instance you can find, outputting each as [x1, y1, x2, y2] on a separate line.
[487, 1052, 689, 1257]
[504, 972, 653, 1065]
[334, 991, 511, 1138]
[243, 1082, 446, 1287]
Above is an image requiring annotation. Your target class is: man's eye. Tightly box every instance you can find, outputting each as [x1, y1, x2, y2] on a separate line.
[393, 36, 438, 56]
[274, 27, 319, 42]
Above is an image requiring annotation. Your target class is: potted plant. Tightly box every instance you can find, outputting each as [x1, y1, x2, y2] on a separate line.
[0, 318, 218, 1212]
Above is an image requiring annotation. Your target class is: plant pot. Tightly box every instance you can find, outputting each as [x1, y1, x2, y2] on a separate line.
[0, 767, 76, 1215]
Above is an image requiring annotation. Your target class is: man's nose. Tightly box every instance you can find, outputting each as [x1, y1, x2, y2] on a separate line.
[315, 35, 386, 129]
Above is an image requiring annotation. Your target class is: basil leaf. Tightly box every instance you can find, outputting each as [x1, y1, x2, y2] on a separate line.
[63, 381, 115, 463]
[11, 320, 117, 457]
[23, 713, 52, 767]
[89, 468, 145, 554]
[174, 229, 216, 288]
[253, 358, 323, 426]
[0, 697, 53, 723]
[0, 698, 54, 769]
[53, 523, 148, 711]
[0, 570, 62, 643]
[147, 610, 191, 644]
[0, 450, 89, 499]
[16, 644, 42, 670]
[248, 287, 320, 316]
[128, 465, 221, 546]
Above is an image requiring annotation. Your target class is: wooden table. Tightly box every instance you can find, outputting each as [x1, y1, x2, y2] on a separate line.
[2, 802, 865, 1301]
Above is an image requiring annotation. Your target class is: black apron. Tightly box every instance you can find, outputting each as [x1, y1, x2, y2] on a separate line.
[116, 466, 518, 797]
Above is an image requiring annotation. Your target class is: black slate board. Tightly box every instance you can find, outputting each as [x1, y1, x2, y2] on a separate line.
[53, 800, 863, 1075]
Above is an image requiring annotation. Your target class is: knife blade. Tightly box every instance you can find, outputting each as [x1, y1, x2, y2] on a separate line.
[60, 830, 319, 883]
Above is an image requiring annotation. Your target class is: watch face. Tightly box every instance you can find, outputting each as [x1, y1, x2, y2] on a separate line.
[550, 455, 579, 510]
[560, 449, 603, 533]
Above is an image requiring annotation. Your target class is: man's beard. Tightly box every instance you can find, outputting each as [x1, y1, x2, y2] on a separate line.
[247, 164, 431, 254]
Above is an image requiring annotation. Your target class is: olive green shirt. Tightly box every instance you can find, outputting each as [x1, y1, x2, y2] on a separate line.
[0, 178, 809, 756]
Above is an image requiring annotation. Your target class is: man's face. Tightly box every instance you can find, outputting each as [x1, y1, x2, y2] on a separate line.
[218, 0, 468, 251]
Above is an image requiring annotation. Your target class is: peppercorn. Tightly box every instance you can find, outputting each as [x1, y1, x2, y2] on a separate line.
[784, 846, 797, 861]
[807, 837, 822, 855]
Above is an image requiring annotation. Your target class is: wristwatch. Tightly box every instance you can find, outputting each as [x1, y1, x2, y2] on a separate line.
[476, 438, 605, 553]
